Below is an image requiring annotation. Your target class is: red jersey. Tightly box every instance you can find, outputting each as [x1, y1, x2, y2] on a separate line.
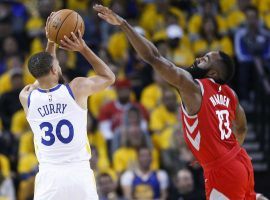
[181, 78, 239, 166]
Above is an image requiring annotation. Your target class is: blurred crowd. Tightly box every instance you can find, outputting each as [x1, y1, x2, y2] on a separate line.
[0, 0, 270, 199]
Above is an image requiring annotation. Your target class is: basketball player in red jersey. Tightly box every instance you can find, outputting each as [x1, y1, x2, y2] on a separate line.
[94, 5, 269, 200]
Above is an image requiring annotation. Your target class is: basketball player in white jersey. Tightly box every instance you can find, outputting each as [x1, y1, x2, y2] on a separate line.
[19, 15, 115, 200]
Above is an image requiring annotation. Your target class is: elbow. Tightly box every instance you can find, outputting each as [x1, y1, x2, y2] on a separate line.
[236, 125, 248, 137]
[106, 73, 116, 86]
[240, 124, 248, 135]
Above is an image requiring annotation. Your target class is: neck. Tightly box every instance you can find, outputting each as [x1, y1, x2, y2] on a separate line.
[38, 76, 59, 89]
[206, 33, 215, 42]
[139, 166, 150, 174]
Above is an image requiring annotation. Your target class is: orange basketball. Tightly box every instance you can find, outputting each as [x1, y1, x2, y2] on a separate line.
[47, 9, 85, 45]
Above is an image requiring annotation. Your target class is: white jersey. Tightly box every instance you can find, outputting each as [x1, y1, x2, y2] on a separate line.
[27, 84, 91, 165]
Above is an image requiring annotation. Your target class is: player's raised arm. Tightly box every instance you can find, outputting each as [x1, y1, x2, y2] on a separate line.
[60, 30, 115, 108]
[94, 4, 201, 115]
[45, 12, 56, 57]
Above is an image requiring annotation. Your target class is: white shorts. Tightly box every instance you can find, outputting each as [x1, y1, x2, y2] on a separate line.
[34, 162, 98, 200]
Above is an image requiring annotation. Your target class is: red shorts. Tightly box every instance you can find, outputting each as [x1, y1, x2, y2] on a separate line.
[204, 149, 256, 200]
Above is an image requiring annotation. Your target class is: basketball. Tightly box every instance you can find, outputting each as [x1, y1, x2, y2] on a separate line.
[47, 9, 85, 45]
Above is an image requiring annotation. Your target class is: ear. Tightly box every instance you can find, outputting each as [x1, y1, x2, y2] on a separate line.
[206, 69, 218, 79]
[50, 66, 58, 75]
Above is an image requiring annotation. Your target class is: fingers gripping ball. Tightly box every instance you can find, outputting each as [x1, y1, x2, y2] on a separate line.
[47, 9, 85, 45]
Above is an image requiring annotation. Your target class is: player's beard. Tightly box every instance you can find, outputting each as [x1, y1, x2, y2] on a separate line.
[185, 60, 210, 80]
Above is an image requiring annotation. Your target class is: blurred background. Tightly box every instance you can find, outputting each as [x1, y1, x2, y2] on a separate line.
[0, 0, 269, 199]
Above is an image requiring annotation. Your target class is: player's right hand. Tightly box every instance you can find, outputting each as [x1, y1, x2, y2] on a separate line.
[45, 12, 55, 43]
[93, 4, 124, 26]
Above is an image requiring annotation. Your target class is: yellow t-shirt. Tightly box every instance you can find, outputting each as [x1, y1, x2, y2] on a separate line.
[150, 104, 178, 132]
[67, 0, 88, 10]
[25, 16, 43, 32]
[140, 83, 162, 112]
[152, 127, 175, 150]
[18, 153, 38, 174]
[193, 37, 233, 57]
[113, 147, 159, 173]
[88, 88, 117, 118]
[87, 131, 110, 170]
[226, 10, 246, 31]
[0, 118, 2, 131]
[219, 0, 236, 14]
[11, 110, 28, 136]
[139, 3, 164, 33]
[0, 154, 10, 177]
[19, 131, 34, 156]
[188, 14, 227, 36]
[168, 46, 195, 66]
[0, 72, 11, 95]
[263, 12, 270, 29]
[257, 0, 270, 15]
[107, 32, 128, 61]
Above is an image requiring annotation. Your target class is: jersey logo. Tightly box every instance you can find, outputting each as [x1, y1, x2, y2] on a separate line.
[184, 117, 201, 151]
[48, 94, 52, 102]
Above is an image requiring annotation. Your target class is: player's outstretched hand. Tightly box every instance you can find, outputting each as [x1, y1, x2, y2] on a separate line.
[60, 30, 87, 52]
[45, 12, 55, 42]
[93, 4, 124, 26]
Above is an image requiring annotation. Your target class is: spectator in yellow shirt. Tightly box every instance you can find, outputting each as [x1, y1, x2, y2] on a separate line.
[0, 68, 24, 130]
[113, 123, 159, 175]
[88, 63, 119, 118]
[166, 24, 195, 67]
[224, 0, 255, 32]
[87, 113, 110, 170]
[18, 131, 34, 157]
[139, 1, 186, 34]
[188, 0, 227, 40]
[193, 16, 233, 57]
[140, 71, 169, 112]
[150, 89, 179, 150]
[10, 110, 29, 137]
[0, 155, 10, 178]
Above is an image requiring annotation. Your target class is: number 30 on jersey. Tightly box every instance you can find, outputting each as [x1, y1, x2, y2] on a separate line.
[40, 119, 74, 146]
[216, 110, 232, 140]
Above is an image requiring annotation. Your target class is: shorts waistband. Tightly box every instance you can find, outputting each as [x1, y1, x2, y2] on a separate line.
[39, 161, 90, 171]
[202, 145, 241, 172]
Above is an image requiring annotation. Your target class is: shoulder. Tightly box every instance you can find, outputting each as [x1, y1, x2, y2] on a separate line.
[156, 170, 168, 179]
[156, 170, 169, 188]
[151, 105, 164, 115]
[120, 170, 134, 186]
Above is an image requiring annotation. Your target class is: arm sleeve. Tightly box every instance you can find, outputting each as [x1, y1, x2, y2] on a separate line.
[157, 170, 169, 190]
[99, 121, 114, 140]
[120, 171, 134, 186]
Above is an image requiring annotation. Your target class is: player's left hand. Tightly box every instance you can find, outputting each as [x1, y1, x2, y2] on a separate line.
[60, 30, 87, 52]
[45, 12, 55, 43]
[93, 4, 124, 26]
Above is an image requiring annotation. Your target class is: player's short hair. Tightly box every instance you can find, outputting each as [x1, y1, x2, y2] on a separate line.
[28, 52, 54, 78]
[218, 51, 235, 84]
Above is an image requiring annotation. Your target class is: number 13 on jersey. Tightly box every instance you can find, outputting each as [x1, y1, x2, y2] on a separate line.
[216, 110, 232, 140]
